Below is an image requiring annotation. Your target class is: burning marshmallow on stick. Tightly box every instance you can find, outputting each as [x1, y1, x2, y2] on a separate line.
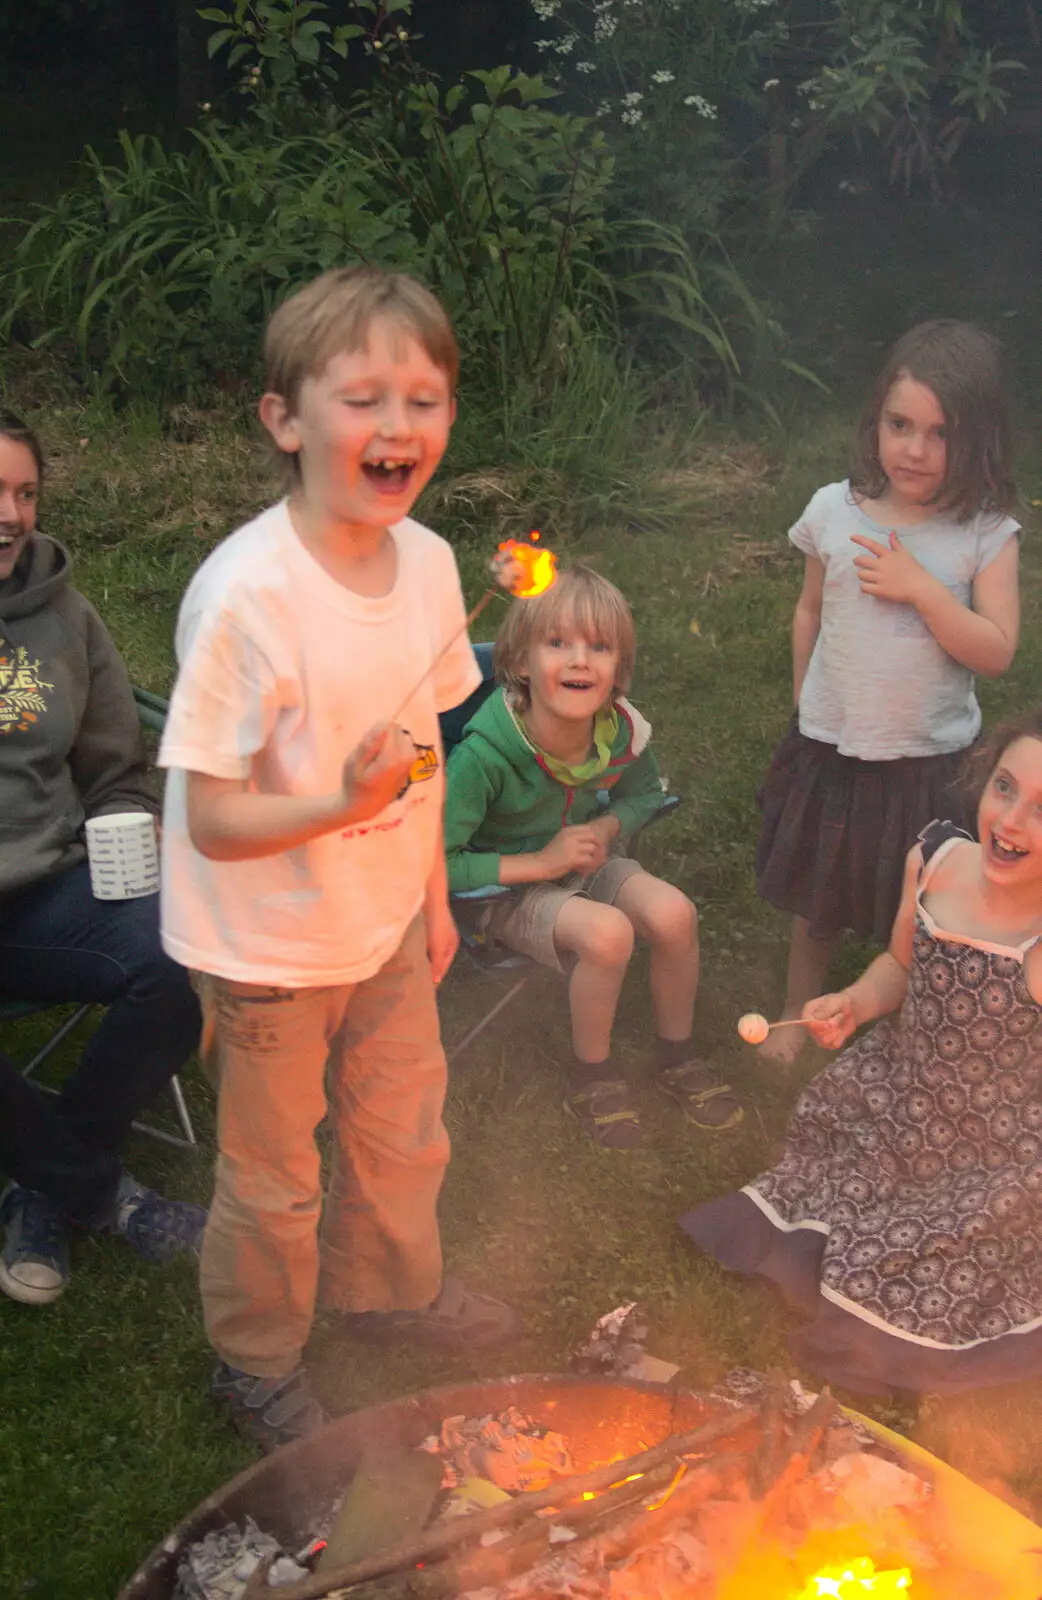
[389, 534, 558, 723]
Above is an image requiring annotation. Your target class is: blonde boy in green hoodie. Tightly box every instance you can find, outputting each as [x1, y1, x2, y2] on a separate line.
[444, 565, 742, 1146]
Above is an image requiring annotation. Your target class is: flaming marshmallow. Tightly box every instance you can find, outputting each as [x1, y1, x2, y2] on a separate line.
[389, 535, 559, 724]
[737, 1012, 771, 1046]
[490, 534, 558, 599]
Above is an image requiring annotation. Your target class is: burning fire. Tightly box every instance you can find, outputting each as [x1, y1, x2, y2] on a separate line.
[794, 1557, 912, 1597]
[493, 533, 558, 598]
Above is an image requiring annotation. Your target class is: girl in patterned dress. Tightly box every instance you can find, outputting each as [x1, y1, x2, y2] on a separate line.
[756, 321, 1020, 1066]
[682, 712, 1042, 1395]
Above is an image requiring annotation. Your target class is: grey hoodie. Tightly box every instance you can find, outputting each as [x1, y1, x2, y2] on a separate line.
[0, 534, 156, 896]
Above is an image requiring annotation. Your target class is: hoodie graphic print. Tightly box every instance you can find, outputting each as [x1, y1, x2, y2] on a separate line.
[0, 534, 155, 895]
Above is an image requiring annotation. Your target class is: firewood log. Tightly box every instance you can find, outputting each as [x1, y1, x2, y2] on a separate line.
[264, 1406, 760, 1600]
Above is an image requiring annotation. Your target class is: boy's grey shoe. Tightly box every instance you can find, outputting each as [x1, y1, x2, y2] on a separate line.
[102, 1172, 208, 1264]
[211, 1362, 330, 1454]
[339, 1277, 522, 1351]
[0, 1183, 71, 1306]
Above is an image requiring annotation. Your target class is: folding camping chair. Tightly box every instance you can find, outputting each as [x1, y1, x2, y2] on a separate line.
[2, 684, 198, 1154]
[439, 643, 680, 1062]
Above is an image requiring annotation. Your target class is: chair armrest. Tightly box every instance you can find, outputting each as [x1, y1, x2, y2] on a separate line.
[133, 685, 170, 734]
[451, 884, 514, 904]
[626, 793, 682, 859]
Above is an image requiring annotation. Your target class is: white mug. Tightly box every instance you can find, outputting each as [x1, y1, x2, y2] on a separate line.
[85, 812, 160, 901]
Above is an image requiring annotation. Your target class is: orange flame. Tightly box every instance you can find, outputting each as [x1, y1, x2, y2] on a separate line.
[493, 535, 558, 598]
[794, 1558, 912, 1597]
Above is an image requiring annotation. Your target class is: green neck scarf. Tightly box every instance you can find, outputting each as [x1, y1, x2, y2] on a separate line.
[521, 703, 619, 786]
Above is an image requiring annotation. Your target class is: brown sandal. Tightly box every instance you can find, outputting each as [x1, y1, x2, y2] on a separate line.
[566, 1078, 644, 1149]
[659, 1060, 743, 1131]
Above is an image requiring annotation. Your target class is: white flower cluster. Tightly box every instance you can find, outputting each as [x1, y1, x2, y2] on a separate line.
[591, 0, 619, 42]
[796, 77, 824, 111]
[734, 0, 775, 9]
[529, 0, 723, 131]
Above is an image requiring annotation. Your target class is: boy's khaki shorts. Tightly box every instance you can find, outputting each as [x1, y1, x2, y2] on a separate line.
[486, 854, 643, 973]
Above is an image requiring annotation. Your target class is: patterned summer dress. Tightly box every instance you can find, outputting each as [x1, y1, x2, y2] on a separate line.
[681, 821, 1042, 1394]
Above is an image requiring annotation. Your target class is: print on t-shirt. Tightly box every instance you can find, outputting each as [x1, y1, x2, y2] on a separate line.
[394, 732, 439, 800]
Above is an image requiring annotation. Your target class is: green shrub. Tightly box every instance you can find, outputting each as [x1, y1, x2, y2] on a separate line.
[527, 0, 1028, 227]
[0, 0, 767, 414]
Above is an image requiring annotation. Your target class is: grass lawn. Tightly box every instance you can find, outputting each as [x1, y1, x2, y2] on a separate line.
[3, 192, 1042, 1595]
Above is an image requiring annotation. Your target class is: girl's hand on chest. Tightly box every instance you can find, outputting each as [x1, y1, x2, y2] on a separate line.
[850, 530, 933, 607]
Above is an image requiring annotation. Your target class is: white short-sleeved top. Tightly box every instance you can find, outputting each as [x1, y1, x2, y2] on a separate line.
[158, 502, 481, 986]
[791, 481, 1020, 760]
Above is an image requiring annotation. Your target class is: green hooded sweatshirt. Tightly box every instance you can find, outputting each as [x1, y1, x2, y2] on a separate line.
[444, 686, 664, 892]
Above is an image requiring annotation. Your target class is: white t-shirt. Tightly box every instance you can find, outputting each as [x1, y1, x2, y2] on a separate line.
[791, 481, 1020, 760]
[159, 502, 481, 985]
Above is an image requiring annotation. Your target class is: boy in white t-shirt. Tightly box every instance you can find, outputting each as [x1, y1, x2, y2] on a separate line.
[159, 267, 519, 1451]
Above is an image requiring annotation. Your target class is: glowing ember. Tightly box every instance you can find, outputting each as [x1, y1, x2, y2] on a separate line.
[582, 1471, 644, 1502]
[738, 1011, 770, 1045]
[794, 1557, 912, 1597]
[492, 534, 558, 598]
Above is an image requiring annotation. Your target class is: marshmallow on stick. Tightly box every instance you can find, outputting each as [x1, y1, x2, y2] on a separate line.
[387, 534, 558, 725]
[737, 1012, 808, 1045]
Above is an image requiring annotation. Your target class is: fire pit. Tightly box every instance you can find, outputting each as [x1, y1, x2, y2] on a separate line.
[117, 1375, 1042, 1600]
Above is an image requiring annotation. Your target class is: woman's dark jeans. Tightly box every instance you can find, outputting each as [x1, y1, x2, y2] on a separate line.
[1, 862, 201, 1224]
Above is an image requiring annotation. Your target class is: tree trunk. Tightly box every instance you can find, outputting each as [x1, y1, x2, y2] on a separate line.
[175, 0, 212, 127]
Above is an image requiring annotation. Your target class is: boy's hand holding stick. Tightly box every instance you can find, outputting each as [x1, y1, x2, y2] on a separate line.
[341, 723, 418, 821]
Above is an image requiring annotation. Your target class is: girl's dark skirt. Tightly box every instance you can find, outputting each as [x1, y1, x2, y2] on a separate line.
[755, 717, 974, 944]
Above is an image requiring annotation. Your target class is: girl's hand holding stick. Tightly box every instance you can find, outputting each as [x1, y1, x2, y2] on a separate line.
[737, 998, 855, 1051]
[800, 991, 857, 1051]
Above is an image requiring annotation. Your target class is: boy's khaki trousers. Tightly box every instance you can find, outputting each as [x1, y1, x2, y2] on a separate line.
[196, 917, 449, 1377]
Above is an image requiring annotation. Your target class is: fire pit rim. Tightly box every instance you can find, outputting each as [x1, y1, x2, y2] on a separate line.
[117, 1371, 698, 1600]
[116, 1369, 1042, 1600]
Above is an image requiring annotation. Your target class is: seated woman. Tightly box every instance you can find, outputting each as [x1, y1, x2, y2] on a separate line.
[682, 710, 1042, 1395]
[0, 409, 204, 1306]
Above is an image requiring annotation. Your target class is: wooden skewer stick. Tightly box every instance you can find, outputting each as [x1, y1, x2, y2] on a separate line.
[765, 1018, 809, 1032]
[260, 1406, 760, 1600]
[387, 586, 503, 726]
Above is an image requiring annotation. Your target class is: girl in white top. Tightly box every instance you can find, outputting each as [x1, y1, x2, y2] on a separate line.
[756, 320, 1021, 1064]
